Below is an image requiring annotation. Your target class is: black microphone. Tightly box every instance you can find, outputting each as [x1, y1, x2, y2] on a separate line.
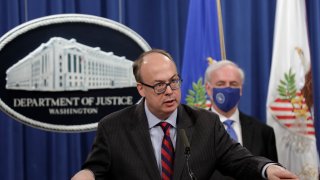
[179, 129, 197, 180]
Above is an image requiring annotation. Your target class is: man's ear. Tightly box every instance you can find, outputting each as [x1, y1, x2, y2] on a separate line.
[136, 83, 145, 97]
[240, 86, 243, 96]
[205, 82, 212, 97]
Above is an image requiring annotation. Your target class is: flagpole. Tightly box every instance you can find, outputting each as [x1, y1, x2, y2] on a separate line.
[216, 0, 226, 60]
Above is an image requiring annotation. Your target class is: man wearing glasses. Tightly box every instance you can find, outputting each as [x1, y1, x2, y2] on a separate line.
[72, 49, 297, 180]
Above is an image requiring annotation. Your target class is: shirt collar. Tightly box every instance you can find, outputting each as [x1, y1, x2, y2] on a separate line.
[211, 107, 240, 124]
[144, 100, 177, 129]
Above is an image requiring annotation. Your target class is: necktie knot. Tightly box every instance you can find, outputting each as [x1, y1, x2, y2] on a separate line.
[159, 122, 171, 134]
[223, 119, 234, 127]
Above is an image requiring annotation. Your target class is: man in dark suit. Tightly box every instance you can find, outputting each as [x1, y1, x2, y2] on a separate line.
[204, 60, 278, 180]
[71, 49, 297, 180]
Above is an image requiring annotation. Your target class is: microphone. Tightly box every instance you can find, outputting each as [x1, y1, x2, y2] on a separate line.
[179, 129, 197, 180]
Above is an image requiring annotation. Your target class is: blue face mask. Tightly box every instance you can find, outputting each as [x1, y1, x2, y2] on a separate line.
[212, 87, 240, 112]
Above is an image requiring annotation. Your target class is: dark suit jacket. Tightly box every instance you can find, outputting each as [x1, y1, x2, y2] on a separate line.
[211, 111, 278, 180]
[82, 102, 273, 180]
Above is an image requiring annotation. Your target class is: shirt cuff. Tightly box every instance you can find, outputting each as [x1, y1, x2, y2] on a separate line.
[261, 163, 277, 179]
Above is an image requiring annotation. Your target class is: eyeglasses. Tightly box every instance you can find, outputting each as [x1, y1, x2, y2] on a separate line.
[140, 77, 182, 94]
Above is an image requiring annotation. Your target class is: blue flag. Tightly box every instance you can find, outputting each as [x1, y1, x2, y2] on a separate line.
[307, 0, 320, 162]
[181, 0, 222, 105]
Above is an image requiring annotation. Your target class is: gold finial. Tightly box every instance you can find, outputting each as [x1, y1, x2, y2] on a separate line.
[207, 57, 215, 65]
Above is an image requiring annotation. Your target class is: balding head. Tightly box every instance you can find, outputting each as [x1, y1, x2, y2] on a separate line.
[133, 49, 176, 83]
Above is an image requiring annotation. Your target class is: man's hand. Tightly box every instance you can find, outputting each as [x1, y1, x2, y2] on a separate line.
[71, 169, 95, 180]
[266, 165, 299, 180]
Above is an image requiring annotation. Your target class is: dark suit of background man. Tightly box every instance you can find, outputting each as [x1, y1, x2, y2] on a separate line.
[71, 49, 297, 180]
[204, 60, 278, 180]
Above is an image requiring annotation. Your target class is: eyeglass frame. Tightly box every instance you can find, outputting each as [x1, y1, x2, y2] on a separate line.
[139, 75, 183, 94]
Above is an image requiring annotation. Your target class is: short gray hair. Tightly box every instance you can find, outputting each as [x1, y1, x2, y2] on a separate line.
[204, 60, 245, 84]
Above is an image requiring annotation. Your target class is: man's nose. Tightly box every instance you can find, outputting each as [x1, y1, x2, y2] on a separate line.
[164, 84, 173, 94]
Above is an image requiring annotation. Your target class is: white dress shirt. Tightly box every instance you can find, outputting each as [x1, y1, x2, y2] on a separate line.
[144, 101, 177, 174]
[211, 107, 243, 145]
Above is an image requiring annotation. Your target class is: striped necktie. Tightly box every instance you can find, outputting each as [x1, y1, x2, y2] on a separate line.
[159, 122, 174, 180]
[223, 119, 238, 142]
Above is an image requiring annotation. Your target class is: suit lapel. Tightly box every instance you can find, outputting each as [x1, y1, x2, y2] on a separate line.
[173, 105, 194, 180]
[240, 112, 254, 150]
[129, 103, 195, 180]
[129, 101, 161, 179]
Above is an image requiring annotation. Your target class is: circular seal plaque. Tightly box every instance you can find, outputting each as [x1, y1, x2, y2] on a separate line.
[0, 14, 151, 132]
